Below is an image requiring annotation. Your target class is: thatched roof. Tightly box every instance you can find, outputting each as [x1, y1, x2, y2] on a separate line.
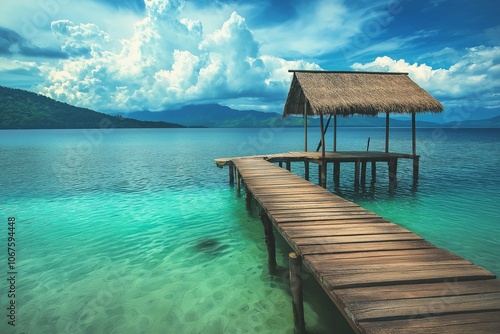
[283, 70, 444, 118]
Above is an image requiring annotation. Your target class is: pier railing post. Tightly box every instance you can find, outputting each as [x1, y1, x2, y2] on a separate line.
[259, 209, 277, 274]
[289, 252, 306, 334]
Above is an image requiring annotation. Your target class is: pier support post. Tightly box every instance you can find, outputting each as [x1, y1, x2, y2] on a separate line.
[245, 188, 253, 212]
[361, 161, 367, 185]
[354, 160, 360, 188]
[413, 156, 420, 181]
[371, 161, 377, 183]
[388, 159, 398, 191]
[279, 161, 283, 168]
[236, 171, 241, 194]
[259, 209, 277, 274]
[334, 162, 340, 187]
[304, 161, 310, 181]
[286, 161, 291, 171]
[289, 252, 306, 334]
[229, 165, 235, 185]
[319, 162, 327, 188]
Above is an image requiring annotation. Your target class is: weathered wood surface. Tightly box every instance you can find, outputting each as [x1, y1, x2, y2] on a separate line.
[214, 151, 418, 168]
[226, 157, 500, 334]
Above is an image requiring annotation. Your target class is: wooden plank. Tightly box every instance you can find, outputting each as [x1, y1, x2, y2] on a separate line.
[306, 248, 468, 269]
[334, 280, 500, 304]
[275, 218, 391, 226]
[299, 239, 435, 256]
[272, 213, 383, 223]
[279, 223, 411, 235]
[321, 264, 496, 289]
[292, 233, 422, 245]
[361, 311, 500, 334]
[350, 291, 500, 322]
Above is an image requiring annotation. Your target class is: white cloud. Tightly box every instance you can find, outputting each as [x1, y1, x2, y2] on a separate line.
[351, 46, 500, 108]
[37, 0, 320, 112]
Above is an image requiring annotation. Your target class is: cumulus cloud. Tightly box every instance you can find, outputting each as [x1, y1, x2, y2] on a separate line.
[37, 0, 319, 111]
[351, 46, 500, 108]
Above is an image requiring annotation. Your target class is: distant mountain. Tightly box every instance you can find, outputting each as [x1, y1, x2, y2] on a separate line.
[116, 104, 500, 128]
[115, 104, 303, 128]
[0, 86, 185, 129]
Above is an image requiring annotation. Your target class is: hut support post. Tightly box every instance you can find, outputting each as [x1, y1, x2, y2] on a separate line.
[354, 160, 360, 188]
[333, 114, 337, 152]
[385, 112, 390, 153]
[412, 112, 416, 156]
[304, 99, 308, 152]
[259, 209, 277, 274]
[229, 165, 235, 185]
[304, 161, 310, 181]
[320, 114, 326, 157]
[412, 112, 419, 181]
[289, 252, 306, 334]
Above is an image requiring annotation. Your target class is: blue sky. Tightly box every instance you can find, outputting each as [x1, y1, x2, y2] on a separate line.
[0, 0, 499, 121]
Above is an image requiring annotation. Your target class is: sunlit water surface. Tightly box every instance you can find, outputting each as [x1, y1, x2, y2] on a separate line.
[1, 127, 498, 333]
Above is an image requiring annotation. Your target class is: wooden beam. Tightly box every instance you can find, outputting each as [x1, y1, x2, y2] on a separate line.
[354, 160, 360, 188]
[385, 112, 390, 153]
[289, 252, 306, 334]
[361, 161, 367, 185]
[229, 165, 235, 185]
[412, 111, 417, 156]
[320, 114, 326, 157]
[334, 161, 340, 187]
[333, 114, 337, 152]
[304, 98, 308, 152]
[260, 209, 277, 274]
[236, 170, 241, 194]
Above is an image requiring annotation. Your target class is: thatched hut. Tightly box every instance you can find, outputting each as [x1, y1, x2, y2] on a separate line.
[283, 70, 444, 157]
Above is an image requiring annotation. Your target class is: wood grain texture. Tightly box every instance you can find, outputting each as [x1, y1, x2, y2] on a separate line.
[224, 157, 499, 334]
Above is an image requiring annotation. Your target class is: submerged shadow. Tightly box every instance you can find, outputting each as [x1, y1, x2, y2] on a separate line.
[192, 238, 229, 257]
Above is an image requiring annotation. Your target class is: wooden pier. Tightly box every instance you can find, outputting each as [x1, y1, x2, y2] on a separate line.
[216, 150, 418, 190]
[216, 156, 500, 334]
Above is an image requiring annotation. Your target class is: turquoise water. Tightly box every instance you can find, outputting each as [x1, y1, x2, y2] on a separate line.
[0, 127, 499, 333]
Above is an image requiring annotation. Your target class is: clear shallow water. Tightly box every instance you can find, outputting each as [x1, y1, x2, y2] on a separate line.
[0, 127, 499, 333]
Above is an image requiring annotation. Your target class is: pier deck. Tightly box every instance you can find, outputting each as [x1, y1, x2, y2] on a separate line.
[216, 150, 419, 189]
[220, 157, 500, 334]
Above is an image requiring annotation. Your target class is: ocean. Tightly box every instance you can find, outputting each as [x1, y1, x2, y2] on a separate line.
[1, 127, 499, 333]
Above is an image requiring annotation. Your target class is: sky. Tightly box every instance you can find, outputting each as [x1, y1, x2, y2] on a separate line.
[0, 0, 499, 122]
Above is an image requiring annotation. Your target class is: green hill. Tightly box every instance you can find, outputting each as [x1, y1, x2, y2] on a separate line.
[0, 86, 185, 129]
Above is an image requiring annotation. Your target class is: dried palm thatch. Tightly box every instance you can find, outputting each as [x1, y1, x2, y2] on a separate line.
[283, 70, 444, 118]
